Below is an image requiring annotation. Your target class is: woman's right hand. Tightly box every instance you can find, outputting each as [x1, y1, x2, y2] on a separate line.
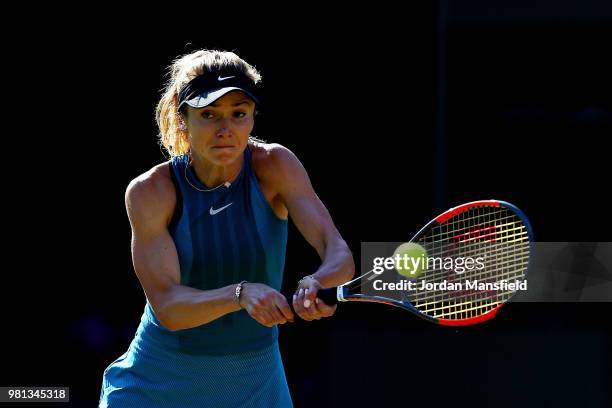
[239, 283, 294, 327]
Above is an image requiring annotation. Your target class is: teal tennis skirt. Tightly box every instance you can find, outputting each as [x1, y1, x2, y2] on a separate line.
[99, 331, 292, 407]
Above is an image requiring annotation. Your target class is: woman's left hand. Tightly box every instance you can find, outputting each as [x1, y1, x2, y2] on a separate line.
[292, 276, 337, 321]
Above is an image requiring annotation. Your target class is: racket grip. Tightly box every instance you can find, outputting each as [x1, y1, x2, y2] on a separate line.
[317, 287, 339, 305]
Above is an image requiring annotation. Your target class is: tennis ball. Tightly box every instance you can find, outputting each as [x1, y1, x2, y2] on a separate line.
[393, 242, 428, 278]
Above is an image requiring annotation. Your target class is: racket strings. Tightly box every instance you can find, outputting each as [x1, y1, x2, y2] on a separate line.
[412, 236, 530, 284]
[421, 299, 501, 319]
[421, 211, 521, 242]
[409, 247, 530, 299]
[414, 222, 529, 285]
[421, 229, 529, 260]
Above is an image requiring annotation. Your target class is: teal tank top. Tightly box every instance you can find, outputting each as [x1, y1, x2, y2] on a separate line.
[135, 145, 289, 355]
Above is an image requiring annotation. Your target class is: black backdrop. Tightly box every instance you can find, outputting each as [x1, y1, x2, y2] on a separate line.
[3, 1, 611, 407]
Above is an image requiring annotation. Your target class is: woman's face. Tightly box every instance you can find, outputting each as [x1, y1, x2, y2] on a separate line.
[184, 91, 256, 166]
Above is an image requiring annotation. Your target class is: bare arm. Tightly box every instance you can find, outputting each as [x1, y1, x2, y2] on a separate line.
[126, 166, 241, 331]
[270, 145, 355, 288]
[260, 144, 354, 321]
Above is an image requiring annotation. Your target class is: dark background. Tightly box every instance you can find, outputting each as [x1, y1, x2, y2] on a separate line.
[3, 1, 611, 406]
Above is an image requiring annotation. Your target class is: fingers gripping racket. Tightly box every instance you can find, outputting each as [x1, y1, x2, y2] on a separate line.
[317, 200, 533, 326]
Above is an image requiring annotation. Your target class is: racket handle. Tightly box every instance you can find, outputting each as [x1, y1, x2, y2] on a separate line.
[317, 287, 339, 305]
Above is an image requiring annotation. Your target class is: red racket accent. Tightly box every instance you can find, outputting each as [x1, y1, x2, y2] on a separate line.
[435, 200, 501, 223]
[452, 225, 498, 242]
[437, 305, 502, 326]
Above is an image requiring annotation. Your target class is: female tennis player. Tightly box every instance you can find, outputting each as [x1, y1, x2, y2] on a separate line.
[98, 49, 355, 407]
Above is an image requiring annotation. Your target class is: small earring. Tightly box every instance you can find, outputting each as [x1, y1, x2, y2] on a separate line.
[178, 122, 186, 131]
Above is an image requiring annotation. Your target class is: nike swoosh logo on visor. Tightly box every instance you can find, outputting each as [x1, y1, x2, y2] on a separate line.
[218, 75, 235, 81]
[209, 202, 233, 215]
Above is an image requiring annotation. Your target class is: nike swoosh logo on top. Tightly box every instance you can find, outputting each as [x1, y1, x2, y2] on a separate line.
[218, 75, 235, 81]
[209, 202, 233, 215]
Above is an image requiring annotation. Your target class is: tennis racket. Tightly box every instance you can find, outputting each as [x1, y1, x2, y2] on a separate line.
[317, 200, 533, 326]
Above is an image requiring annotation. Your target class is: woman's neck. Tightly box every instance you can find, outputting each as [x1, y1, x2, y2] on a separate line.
[190, 152, 244, 188]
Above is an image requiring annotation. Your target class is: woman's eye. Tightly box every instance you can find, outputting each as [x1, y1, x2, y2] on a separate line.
[202, 112, 214, 119]
[234, 111, 246, 118]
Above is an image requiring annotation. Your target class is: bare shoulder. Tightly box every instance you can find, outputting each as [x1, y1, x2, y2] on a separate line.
[249, 141, 302, 183]
[125, 162, 176, 227]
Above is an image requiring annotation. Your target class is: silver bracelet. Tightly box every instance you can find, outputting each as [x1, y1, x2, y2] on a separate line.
[235, 280, 248, 308]
[297, 275, 317, 289]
